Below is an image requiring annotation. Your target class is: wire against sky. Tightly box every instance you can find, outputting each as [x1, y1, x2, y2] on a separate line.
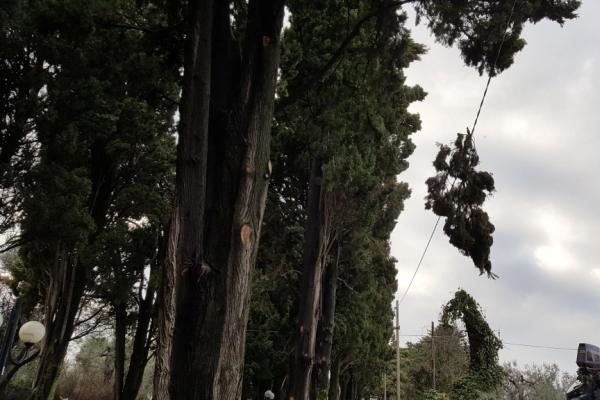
[396, 0, 519, 308]
[399, 334, 576, 351]
[396, 216, 441, 306]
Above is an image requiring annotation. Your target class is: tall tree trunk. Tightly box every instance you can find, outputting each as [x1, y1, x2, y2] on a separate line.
[346, 374, 357, 400]
[154, 0, 284, 399]
[122, 258, 159, 400]
[288, 158, 327, 400]
[167, 0, 214, 394]
[152, 219, 177, 400]
[28, 250, 86, 400]
[153, 0, 214, 396]
[314, 243, 341, 398]
[351, 378, 359, 400]
[328, 357, 341, 400]
[340, 373, 350, 400]
[113, 302, 127, 400]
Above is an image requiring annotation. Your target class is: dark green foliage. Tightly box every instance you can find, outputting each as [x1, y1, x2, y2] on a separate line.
[441, 289, 503, 398]
[8, 0, 178, 248]
[420, 389, 450, 400]
[12, 0, 178, 312]
[425, 132, 496, 275]
[0, 0, 178, 395]
[245, 0, 425, 395]
[0, 0, 583, 396]
[0, 0, 45, 236]
[415, 0, 581, 75]
[332, 234, 400, 390]
[280, 0, 425, 187]
[243, 186, 303, 397]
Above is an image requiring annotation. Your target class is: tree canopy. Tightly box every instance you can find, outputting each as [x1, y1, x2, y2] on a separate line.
[0, 0, 582, 399]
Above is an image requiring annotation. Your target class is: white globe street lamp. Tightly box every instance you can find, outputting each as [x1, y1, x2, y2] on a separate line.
[18, 321, 46, 345]
[264, 389, 275, 399]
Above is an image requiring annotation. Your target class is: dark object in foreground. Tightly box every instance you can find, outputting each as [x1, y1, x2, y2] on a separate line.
[566, 343, 600, 399]
[577, 343, 600, 370]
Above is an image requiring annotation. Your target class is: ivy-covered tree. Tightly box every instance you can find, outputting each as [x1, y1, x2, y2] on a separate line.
[441, 289, 503, 400]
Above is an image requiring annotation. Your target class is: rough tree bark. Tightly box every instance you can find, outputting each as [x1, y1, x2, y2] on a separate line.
[167, 0, 214, 392]
[153, 0, 213, 396]
[153, 0, 285, 399]
[313, 243, 341, 398]
[288, 158, 329, 400]
[28, 251, 86, 400]
[152, 219, 177, 400]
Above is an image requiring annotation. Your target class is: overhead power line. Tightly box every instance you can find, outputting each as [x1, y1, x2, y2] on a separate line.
[397, 217, 441, 305]
[503, 342, 577, 351]
[399, 334, 577, 351]
[397, 0, 519, 308]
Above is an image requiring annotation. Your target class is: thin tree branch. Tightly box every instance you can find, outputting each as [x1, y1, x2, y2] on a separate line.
[74, 304, 107, 327]
[0, 237, 27, 254]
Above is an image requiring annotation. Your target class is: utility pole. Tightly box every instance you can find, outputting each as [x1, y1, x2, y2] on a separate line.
[395, 300, 400, 400]
[431, 321, 436, 391]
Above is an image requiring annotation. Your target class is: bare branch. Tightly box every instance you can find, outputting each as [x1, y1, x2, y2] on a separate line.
[74, 304, 107, 327]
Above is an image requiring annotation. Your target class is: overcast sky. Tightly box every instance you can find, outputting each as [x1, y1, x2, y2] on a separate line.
[392, 1, 599, 374]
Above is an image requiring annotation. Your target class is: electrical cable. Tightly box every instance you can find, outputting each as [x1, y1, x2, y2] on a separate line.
[397, 0, 519, 308]
[399, 334, 577, 351]
[503, 342, 577, 351]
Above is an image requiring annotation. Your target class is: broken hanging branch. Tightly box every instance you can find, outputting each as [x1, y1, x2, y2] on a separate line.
[425, 130, 496, 277]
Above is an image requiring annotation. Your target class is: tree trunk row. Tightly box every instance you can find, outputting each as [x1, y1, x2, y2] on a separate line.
[29, 251, 86, 400]
[153, 0, 284, 398]
[288, 159, 326, 399]
[288, 159, 342, 400]
[114, 258, 159, 400]
[313, 243, 341, 398]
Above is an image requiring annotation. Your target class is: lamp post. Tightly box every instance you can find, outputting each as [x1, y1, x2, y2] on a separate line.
[18, 321, 46, 346]
[0, 297, 46, 384]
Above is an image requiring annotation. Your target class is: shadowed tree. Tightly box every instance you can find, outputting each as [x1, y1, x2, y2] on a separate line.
[152, 1, 285, 399]
[0, 2, 179, 398]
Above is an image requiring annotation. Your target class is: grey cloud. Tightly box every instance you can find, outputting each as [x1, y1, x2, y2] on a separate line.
[394, 1, 600, 374]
